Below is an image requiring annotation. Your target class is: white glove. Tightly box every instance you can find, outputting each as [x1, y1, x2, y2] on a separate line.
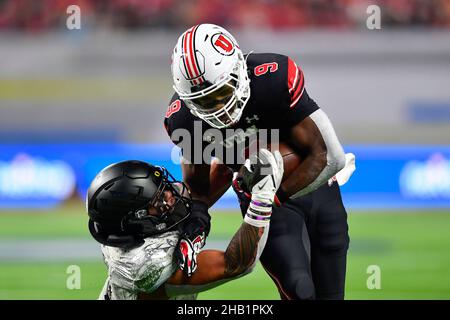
[328, 153, 356, 187]
[240, 148, 284, 227]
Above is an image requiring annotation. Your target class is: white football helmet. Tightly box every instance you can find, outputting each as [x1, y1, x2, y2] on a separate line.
[171, 24, 251, 129]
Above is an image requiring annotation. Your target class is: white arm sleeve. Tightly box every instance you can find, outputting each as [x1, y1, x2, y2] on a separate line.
[291, 109, 346, 199]
[329, 152, 356, 186]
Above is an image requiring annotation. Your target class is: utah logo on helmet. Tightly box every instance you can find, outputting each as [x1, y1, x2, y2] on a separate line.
[211, 33, 235, 56]
[171, 24, 251, 129]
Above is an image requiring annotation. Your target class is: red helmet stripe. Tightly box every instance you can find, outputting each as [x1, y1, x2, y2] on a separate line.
[180, 33, 191, 84]
[189, 25, 201, 79]
[183, 26, 196, 80]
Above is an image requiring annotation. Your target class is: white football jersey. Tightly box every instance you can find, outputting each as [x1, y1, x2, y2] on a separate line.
[97, 231, 196, 300]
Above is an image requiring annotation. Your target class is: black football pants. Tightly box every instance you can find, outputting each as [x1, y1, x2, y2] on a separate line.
[241, 181, 350, 300]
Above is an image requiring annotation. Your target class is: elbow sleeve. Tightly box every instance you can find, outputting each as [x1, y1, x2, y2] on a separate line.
[310, 109, 345, 177]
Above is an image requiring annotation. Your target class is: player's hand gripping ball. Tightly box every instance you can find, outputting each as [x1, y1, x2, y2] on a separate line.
[238, 148, 284, 206]
[233, 143, 302, 210]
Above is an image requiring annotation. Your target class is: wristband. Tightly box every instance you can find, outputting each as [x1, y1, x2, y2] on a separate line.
[249, 199, 272, 214]
[244, 199, 272, 228]
[244, 212, 271, 227]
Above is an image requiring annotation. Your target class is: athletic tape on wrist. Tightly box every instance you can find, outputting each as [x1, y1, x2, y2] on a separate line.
[249, 201, 272, 214]
[244, 213, 271, 227]
[244, 204, 272, 227]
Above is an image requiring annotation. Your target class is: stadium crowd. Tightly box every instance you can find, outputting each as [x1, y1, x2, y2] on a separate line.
[0, 0, 449, 31]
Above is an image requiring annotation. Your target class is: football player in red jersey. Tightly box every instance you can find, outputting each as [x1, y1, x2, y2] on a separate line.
[164, 24, 351, 299]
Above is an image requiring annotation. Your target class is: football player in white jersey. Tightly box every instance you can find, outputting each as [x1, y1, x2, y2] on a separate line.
[87, 150, 283, 300]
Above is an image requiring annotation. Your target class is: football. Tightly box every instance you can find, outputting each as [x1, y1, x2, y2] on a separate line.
[240, 142, 302, 183]
[267, 142, 302, 182]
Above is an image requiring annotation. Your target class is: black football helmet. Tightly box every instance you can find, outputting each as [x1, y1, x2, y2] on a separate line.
[87, 160, 191, 249]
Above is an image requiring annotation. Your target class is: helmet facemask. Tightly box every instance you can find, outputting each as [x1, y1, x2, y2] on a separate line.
[121, 168, 192, 237]
[175, 52, 251, 129]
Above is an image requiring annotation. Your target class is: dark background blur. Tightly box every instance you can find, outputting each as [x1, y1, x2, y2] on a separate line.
[1, 0, 450, 208]
[1, 0, 449, 145]
[2, 0, 450, 31]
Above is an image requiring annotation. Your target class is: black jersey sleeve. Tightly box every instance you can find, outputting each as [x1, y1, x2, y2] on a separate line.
[283, 57, 319, 127]
[163, 94, 182, 140]
[163, 94, 193, 161]
[163, 94, 211, 164]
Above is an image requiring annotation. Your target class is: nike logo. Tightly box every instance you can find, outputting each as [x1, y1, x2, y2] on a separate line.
[258, 180, 268, 190]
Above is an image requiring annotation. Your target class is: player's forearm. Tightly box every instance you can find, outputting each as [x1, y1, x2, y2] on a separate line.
[285, 109, 345, 199]
[224, 222, 268, 278]
[284, 151, 345, 199]
[206, 182, 231, 208]
[206, 160, 233, 207]
[163, 223, 268, 297]
[281, 151, 327, 196]
[183, 160, 232, 207]
[181, 161, 211, 203]
[224, 149, 279, 276]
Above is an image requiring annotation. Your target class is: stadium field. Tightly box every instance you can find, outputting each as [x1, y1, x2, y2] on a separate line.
[0, 204, 449, 300]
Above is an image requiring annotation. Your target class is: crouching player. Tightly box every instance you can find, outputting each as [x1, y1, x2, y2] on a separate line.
[87, 149, 283, 300]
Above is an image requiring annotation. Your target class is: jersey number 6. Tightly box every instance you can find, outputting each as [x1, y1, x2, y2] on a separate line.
[254, 62, 279, 76]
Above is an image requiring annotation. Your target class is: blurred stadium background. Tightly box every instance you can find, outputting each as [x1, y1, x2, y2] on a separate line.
[1, 0, 450, 300]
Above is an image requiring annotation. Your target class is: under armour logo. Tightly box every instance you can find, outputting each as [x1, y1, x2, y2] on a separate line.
[203, 135, 215, 143]
[245, 115, 259, 124]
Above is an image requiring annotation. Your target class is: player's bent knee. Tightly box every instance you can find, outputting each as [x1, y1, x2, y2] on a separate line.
[316, 207, 350, 254]
[283, 271, 315, 300]
[318, 232, 350, 255]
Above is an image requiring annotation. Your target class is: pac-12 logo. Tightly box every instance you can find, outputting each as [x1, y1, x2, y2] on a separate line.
[211, 33, 235, 56]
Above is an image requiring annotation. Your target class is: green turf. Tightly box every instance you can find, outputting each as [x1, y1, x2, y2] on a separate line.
[0, 203, 240, 239]
[0, 261, 106, 300]
[0, 205, 90, 239]
[0, 204, 449, 299]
